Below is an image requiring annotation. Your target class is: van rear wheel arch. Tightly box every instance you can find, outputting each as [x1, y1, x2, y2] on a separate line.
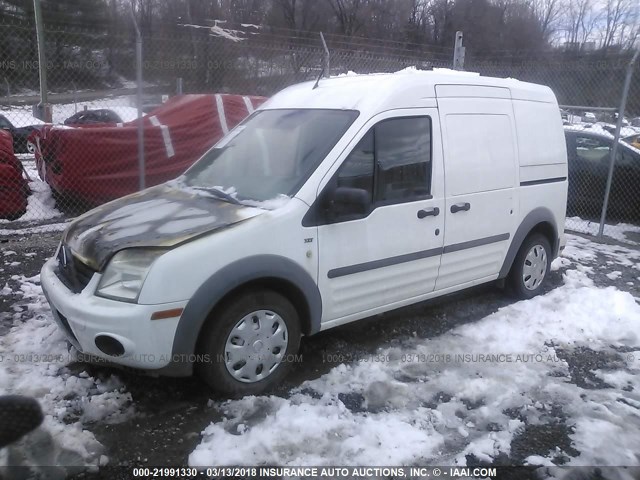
[499, 209, 558, 280]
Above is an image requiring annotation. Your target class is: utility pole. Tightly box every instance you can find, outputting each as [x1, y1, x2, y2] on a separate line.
[33, 0, 51, 122]
[130, 1, 145, 191]
[598, 47, 640, 237]
[453, 31, 465, 70]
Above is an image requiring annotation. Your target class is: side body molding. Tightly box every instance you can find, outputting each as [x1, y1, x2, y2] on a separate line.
[165, 255, 322, 376]
[498, 207, 559, 279]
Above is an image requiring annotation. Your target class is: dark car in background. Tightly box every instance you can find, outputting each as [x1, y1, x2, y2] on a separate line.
[64, 109, 124, 126]
[565, 126, 640, 221]
[0, 114, 44, 154]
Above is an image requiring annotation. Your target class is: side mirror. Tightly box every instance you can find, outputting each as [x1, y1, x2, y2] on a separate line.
[324, 186, 370, 219]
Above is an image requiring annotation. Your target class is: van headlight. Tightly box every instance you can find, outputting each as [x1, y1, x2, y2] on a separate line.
[96, 249, 165, 302]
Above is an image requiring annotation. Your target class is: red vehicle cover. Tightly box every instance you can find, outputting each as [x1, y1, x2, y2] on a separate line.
[33, 94, 267, 206]
[0, 129, 29, 220]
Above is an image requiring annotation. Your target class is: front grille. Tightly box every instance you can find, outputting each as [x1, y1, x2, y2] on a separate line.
[55, 245, 97, 293]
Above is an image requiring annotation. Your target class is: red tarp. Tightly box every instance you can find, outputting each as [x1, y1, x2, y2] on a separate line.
[0, 129, 29, 220]
[33, 94, 267, 206]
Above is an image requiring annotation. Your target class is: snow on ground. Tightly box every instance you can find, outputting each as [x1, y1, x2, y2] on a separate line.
[51, 97, 139, 124]
[0, 223, 639, 470]
[562, 233, 640, 269]
[190, 234, 640, 468]
[566, 216, 640, 246]
[0, 110, 45, 128]
[0, 158, 66, 233]
[0, 274, 133, 471]
[1, 96, 139, 126]
[0, 222, 69, 238]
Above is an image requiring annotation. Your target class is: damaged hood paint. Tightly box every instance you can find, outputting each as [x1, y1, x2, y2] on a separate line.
[63, 184, 264, 270]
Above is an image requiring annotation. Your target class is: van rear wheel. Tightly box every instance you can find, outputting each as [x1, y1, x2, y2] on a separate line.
[507, 233, 551, 300]
[196, 289, 301, 397]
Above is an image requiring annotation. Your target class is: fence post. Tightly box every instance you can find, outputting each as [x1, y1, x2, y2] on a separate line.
[453, 31, 465, 70]
[597, 47, 640, 237]
[320, 32, 330, 78]
[130, 2, 145, 191]
[33, 0, 51, 123]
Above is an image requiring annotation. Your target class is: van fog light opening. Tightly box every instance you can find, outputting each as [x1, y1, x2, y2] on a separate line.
[94, 335, 125, 357]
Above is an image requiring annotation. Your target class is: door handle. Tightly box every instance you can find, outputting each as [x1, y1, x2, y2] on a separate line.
[417, 207, 439, 219]
[450, 202, 471, 213]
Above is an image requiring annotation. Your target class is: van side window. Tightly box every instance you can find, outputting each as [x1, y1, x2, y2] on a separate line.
[306, 116, 432, 227]
[336, 130, 374, 201]
[375, 117, 432, 202]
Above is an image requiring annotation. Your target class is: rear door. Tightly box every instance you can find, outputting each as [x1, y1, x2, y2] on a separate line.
[435, 86, 518, 290]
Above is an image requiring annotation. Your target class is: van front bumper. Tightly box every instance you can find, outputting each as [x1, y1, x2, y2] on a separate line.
[40, 257, 187, 372]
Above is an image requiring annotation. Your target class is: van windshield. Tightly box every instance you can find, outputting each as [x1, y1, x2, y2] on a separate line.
[182, 109, 359, 203]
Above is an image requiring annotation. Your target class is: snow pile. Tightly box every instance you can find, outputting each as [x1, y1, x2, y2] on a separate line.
[190, 238, 640, 467]
[0, 96, 139, 126]
[566, 216, 640, 245]
[51, 97, 139, 124]
[0, 159, 63, 228]
[0, 274, 133, 470]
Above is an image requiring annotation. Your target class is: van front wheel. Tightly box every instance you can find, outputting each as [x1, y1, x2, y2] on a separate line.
[507, 233, 551, 300]
[196, 289, 301, 396]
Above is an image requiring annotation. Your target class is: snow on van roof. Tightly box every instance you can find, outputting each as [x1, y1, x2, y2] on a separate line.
[261, 67, 555, 113]
[335, 66, 481, 78]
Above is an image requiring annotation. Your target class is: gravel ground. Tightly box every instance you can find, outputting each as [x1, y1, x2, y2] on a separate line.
[1, 230, 639, 471]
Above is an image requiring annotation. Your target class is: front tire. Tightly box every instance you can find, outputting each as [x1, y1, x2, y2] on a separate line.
[507, 233, 551, 300]
[196, 289, 301, 397]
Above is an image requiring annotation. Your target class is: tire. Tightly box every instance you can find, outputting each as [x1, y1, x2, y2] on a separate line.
[507, 233, 552, 300]
[196, 289, 301, 397]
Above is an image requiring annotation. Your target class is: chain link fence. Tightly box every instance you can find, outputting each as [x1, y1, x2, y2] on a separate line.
[1, 16, 639, 245]
[466, 51, 640, 244]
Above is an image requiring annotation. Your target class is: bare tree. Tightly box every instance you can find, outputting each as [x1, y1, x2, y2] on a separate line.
[601, 0, 636, 49]
[532, 0, 563, 41]
[325, 0, 363, 36]
[272, 0, 320, 31]
[564, 0, 600, 48]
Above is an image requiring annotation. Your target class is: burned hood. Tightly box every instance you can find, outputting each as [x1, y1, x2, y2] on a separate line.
[63, 184, 264, 271]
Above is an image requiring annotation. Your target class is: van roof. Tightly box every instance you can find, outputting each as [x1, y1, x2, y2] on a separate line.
[261, 68, 557, 114]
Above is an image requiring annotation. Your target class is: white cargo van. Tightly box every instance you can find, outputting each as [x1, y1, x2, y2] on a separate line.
[41, 70, 568, 395]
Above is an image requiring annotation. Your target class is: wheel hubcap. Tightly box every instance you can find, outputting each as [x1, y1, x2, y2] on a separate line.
[522, 244, 547, 291]
[224, 309, 288, 383]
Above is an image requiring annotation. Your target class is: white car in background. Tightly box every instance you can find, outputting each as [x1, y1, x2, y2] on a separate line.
[582, 111, 597, 124]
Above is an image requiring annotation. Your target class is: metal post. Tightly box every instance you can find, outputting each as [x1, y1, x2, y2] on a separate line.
[597, 47, 640, 237]
[320, 32, 330, 78]
[72, 81, 77, 113]
[177, 77, 183, 96]
[453, 31, 465, 70]
[130, 2, 145, 191]
[33, 0, 51, 122]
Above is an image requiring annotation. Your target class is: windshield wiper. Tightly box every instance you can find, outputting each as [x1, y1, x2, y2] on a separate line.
[195, 187, 241, 205]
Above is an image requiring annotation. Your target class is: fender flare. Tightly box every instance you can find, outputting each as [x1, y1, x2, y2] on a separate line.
[163, 255, 321, 376]
[498, 207, 559, 279]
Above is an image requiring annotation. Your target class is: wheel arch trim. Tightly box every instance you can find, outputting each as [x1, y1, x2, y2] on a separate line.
[499, 207, 559, 279]
[164, 255, 321, 376]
